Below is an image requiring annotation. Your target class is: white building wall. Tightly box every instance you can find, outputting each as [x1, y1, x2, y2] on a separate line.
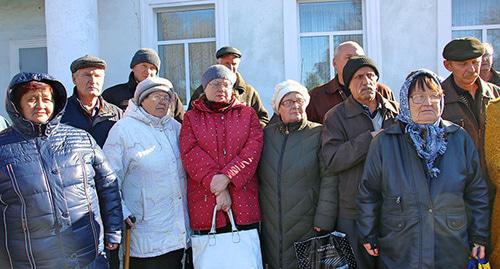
[379, 0, 439, 99]
[227, 0, 285, 113]
[0, 0, 46, 118]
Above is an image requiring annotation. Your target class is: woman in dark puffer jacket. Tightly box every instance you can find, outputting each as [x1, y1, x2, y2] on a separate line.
[0, 72, 122, 269]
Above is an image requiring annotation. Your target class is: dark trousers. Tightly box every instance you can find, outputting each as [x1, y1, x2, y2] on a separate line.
[130, 248, 188, 269]
[106, 248, 120, 269]
[336, 218, 377, 269]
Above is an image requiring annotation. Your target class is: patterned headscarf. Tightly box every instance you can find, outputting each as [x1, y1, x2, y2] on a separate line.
[396, 69, 447, 179]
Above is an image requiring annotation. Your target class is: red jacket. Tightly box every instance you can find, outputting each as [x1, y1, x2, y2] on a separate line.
[180, 98, 263, 230]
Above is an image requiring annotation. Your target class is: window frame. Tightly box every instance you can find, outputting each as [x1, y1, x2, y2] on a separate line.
[140, 0, 229, 106]
[9, 38, 47, 78]
[283, 0, 382, 84]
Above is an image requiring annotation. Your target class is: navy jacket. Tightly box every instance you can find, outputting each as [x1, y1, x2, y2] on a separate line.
[0, 72, 122, 268]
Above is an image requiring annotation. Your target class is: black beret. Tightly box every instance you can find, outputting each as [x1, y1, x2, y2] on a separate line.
[216, 46, 242, 59]
[70, 55, 106, 73]
[343, 56, 379, 88]
[443, 37, 484, 61]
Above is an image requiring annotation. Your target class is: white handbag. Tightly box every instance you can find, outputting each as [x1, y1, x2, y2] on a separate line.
[191, 206, 263, 269]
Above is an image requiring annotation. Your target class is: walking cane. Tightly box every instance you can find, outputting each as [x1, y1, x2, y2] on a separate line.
[123, 216, 136, 269]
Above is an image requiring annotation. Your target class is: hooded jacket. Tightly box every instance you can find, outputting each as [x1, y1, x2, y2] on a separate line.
[0, 72, 122, 268]
[103, 101, 190, 258]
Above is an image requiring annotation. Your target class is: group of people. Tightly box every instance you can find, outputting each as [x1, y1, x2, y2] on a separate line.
[0, 36, 498, 269]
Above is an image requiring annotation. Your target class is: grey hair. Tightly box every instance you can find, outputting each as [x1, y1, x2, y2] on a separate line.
[483, 42, 494, 55]
[333, 41, 365, 59]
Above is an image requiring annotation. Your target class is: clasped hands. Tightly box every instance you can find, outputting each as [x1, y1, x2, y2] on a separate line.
[211, 174, 231, 212]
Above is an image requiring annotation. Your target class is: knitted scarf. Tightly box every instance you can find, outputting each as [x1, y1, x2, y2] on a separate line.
[396, 69, 447, 179]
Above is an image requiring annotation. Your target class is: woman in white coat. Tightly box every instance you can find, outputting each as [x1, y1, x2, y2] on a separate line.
[103, 76, 190, 269]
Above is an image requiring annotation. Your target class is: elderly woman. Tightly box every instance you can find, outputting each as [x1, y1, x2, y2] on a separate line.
[357, 69, 490, 268]
[103, 77, 189, 269]
[0, 72, 122, 268]
[485, 98, 500, 267]
[180, 64, 263, 236]
[258, 80, 335, 269]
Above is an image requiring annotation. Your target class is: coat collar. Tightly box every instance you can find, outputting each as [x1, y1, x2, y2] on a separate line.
[276, 117, 309, 134]
[233, 72, 247, 95]
[443, 74, 495, 104]
[70, 87, 118, 118]
[344, 93, 398, 118]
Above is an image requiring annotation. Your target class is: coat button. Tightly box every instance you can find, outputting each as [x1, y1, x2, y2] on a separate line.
[62, 212, 69, 218]
[51, 169, 59, 174]
[428, 208, 433, 213]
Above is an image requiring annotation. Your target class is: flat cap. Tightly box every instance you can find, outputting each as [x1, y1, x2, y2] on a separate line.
[70, 55, 106, 73]
[216, 46, 242, 59]
[443, 37, 484, 61]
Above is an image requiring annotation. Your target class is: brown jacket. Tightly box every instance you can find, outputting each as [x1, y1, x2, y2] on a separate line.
[321, 94, 399, 219]
[188, 72, 269, 127]
[441, 75, 500, 201]
[306, 75, 395, 124]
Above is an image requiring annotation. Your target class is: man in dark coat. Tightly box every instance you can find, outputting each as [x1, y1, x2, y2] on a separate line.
[187, 46, 269, 127]
[479, 42, 500, 86]
[441, 37, 500, 206]
[102, 48, 184, 123]
[322, 56, 399, 268]
[61, 55, 122, 148]
[0, 72, 122, 268]
[306, 41, 395, 124]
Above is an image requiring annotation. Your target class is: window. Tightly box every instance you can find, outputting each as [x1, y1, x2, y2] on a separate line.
[156, 6, 216, 105]
[452, 0, 500, 70]
[298, 0, 364, 90]
[9, 39, 47, 77]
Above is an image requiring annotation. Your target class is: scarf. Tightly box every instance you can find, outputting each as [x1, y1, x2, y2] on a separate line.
[396, 69, 447, 179]
[202, 94, 236, 112]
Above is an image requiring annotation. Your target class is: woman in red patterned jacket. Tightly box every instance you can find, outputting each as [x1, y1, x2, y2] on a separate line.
[180, 64, 263, 235]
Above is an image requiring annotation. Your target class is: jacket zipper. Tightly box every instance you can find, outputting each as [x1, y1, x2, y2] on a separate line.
[7, 164, 37, 268]
[80, 155, 99, 257]
[1, 194, 13, 268]
[276, 127, 289, 269]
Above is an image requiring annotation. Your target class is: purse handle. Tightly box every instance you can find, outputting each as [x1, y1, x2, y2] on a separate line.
[208, 206, 238, 234]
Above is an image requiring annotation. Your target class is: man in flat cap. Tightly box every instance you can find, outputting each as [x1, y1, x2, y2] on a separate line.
[102, 48, 184, 123]
[441, 37, 500, 207]
[479, 43, 500, 87]
[307, 41, 395, 124]
[187, 46, 269, 127]
[61, 55, 123, 148]
[321, 56, 398, 268]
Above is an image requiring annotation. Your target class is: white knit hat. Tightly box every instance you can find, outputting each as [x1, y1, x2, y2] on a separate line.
[270, 80, 310, 114]
[134, 76, 173, 104]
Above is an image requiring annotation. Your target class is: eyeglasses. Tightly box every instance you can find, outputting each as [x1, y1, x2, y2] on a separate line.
[410, 93, 442, 104]
[149, 94, 171, 102]
[280, 98, 305, 108]
[208, 81, 233, 89]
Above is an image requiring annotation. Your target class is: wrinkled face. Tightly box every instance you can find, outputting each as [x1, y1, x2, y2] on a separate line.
[132, 62, 158, 82]
[481, 52, 493, 73]
[278, 92, 306, 124]
[444, 57, 481, 87]
[204, 78, 233, 103]
[409, 79, 443, 124]
[141, 91, 172, 118]
[216, 55, 241, 74]
[73, 67, 105, 99]
[333, 44, 364, 84]
[349, 66, 378, 103]
[19, 84, 55, 124]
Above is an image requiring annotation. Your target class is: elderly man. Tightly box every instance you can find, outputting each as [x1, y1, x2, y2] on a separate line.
[322, 56, 399, 268]
[61, 55, 122, 148]
[441, 37, 500, 205]
[102, 48, 184, 123]
[306, 41, 395, 124]
[188, 46, 269, 127]
[480, 43, 500, 86]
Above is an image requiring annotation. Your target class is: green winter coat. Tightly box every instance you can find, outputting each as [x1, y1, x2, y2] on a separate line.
[258, 118, 336, 269]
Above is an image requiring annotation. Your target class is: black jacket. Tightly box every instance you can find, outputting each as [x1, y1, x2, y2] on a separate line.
[61, 89, 122, 148]
[102, 72, 184, 123]
[0, 72, 123, 268]
[357, 121, 490, 269]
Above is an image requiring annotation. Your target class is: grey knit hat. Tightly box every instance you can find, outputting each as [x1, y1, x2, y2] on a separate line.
[130, 48, 161, 70]
[201, 65, 236, 89]
[134, 76, 173, 104]
[70, 55, 106, 73]
[342, 55, 379, 88]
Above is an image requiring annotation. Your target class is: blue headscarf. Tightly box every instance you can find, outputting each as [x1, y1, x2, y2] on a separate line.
[396, 69, 447, 179]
